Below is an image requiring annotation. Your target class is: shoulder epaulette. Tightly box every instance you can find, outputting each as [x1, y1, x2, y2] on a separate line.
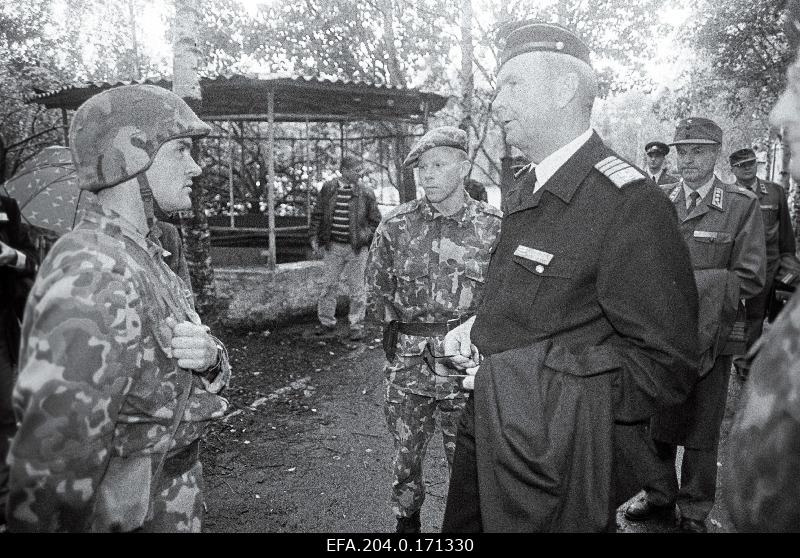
[383, 198, 421, 221]
[477, 201, 503, 218]
[594, 156, 646, 188]
[729, 184, 758, 200]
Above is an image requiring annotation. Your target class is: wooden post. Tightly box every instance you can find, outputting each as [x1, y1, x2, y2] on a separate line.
[340, 121, 345, 158]
[61, 108, 70, 146]
[266, 88, 277, 269]
[305, 118, 312, 227]
[228, 121, 235, 228]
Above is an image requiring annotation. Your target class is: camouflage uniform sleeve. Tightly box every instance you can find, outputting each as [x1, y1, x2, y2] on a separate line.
[8, 260, 144, 532]
[198, 334, 231, 394]
[365, 220, 397, 324]
[725, 292, 800, 531]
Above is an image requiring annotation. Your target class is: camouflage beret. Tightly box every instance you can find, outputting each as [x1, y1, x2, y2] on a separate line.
[670, 116, 722, 146]
[645, 141, 669, 156]
[498, 21, 591, 68]
[403, 126, 468, 167]
[729, 148, 757, 167]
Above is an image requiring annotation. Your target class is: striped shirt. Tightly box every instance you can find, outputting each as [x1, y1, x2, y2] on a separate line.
[330, 181, 353, 243]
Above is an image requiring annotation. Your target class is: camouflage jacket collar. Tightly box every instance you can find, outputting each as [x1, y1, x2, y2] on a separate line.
[81, 201, 167, 259]
[419, 190, 473, 227]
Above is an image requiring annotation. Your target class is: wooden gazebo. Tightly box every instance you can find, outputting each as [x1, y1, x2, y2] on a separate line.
[28, 74, 449, 265]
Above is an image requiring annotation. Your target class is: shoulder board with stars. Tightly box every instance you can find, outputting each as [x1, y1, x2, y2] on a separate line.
[668, 183, 682, 202]
[594, 156, 646, 188]
[711, 186, 724, 210]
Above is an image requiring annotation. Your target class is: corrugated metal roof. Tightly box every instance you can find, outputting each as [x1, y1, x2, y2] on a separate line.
[28, 74, 449, 122]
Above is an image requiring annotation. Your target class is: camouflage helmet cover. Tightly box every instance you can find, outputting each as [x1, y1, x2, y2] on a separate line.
[69, 84, 211, 192]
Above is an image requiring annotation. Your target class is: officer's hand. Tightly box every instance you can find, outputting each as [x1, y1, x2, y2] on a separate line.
[310, 238, 320, 255]
[443, 316, 480, 370]
[461, 366, 479, 391]
[166, 316, 219, 371]
[0, 240, 15, 266]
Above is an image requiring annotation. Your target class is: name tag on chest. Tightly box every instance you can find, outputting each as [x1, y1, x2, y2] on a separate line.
[0, 212, 8, 222]
[514, 245, 554, 265]
[693, 231, 718, 239]
[760, 204, 777, 210]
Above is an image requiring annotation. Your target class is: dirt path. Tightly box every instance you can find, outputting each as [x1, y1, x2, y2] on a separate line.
[202, 320, 449, 532]
[202, 318, 742, 533]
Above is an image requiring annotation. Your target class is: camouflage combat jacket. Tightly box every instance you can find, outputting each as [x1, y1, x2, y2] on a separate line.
[7, 201, 230, 532]
[366, 192, 502, 399]
[725, 288, 800, 531]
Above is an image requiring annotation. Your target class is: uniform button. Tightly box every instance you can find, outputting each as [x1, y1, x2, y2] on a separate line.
[535, 265, 544, 273]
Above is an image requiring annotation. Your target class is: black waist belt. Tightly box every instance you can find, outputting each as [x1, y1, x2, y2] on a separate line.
[161, 439, 200, 478]
[395, 316, 473, 336]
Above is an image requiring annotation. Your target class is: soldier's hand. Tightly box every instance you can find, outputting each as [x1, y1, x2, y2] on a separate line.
[461, 366, 479, 391]
[166, 316, 219, 371]
[443, 316, 480, 369]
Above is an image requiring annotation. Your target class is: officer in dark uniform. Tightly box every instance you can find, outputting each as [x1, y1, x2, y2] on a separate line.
[625, 118, 766, 533]
[440, 21, 699, 532]
[727, 147, 798, 379]
[644, 141, 679, 185]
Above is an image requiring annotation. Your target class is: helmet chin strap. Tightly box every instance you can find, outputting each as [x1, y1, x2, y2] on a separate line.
[136, 173, 157, 231]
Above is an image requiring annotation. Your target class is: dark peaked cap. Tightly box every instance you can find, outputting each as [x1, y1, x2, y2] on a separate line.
[498, 21, 591, 67]
[729, 148, 757, 166]
[645, 141, 670, 156]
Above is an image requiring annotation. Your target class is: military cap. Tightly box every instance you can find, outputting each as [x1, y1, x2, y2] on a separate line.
[403, 126, 467, 167]
[670, 117, 722, 145]
[729, 148, 757, 167]
[498, 21, 591, 67]
[645, 141, 670, 156]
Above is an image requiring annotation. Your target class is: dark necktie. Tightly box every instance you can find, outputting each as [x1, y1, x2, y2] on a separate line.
[687, 191, 700, 213]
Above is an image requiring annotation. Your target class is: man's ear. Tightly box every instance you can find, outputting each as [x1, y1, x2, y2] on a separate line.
[555, 72, 579, 109]
[459, 158, 471, 182]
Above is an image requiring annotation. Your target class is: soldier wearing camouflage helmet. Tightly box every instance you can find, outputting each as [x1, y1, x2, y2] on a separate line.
[365, 126, 502, 533]
[724, 0, 800, 531]
[6, 84, 231, 532]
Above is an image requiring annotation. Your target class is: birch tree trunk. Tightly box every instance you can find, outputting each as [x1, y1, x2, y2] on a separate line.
[379, 0, 416, 202]
[173, 0, 217, 315]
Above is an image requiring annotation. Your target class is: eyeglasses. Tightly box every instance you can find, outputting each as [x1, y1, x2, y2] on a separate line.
[421, 340, 468, 378]
[733, 160, 757, 169]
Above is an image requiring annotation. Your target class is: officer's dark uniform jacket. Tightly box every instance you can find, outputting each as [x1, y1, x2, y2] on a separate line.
[745, 178, 796, 294]
[467, 132, 700, 530]
[473, 133, 699, 420]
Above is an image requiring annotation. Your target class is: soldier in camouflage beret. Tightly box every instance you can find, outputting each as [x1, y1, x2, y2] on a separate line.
[725, 0, 800, 531]
[366, 125, 502, 533]
[6, 85, 231, 532]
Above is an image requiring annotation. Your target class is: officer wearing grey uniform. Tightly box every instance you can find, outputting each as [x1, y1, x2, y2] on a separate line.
[625, 117, 766, 532]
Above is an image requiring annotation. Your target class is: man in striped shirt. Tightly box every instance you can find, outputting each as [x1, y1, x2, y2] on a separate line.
[309, 154, 382, 341]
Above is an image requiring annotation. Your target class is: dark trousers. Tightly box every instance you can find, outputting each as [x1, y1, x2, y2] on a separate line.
[644, 356, 732, 521]
[441, 396, 482, 532]
[0, 334, 17, 522]
[734, 273, 774, 374]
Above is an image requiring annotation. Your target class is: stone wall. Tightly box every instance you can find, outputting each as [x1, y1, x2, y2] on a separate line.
[214, 261, 348, 328]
